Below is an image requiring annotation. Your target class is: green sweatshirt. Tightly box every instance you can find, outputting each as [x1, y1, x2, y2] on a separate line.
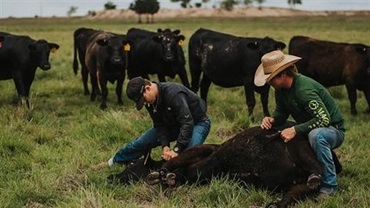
[273, 74, 345, 135]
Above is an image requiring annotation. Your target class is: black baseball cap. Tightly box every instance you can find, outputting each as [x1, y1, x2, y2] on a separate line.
[126, 77, 148, 110]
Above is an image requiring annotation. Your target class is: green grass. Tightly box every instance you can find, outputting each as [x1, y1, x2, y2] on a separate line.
[1, 15, 370, 207]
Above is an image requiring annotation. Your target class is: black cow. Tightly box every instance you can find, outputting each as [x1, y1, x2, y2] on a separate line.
[126, 28, 190, 88]
[289, 35, 370, 115]
[110, 126, 342, 208]
[189, 28, 286, 120]
[73, 28, 132, 109]
[0, 32, 59, 107]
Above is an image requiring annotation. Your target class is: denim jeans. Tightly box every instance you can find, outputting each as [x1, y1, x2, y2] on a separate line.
[308, 126, 344, 189]
[112, 117, 211, 164]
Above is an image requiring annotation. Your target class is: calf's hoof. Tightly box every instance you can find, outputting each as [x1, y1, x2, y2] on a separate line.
[165, 172, 176, 186]
[307, 173, 322, 189]
[146, 171, 161, 185]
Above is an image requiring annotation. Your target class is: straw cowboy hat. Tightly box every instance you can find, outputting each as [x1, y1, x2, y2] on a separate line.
[254, 50, 301, 87]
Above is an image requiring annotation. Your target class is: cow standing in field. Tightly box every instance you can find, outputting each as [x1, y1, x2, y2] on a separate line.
[126, 28, 190, 88]
[188, 28, 286, 120]
[73, 27, 100, 95]
[110, 126, 342, 207]
[0, 32, 59, 107]
[289, 35, 370, 115]
[73, 28, 132, 109]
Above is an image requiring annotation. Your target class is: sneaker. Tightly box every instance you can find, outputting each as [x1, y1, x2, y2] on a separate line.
[317, 186, 337, 200]
[146, 171, 161, 185]
[320, 186, 337, 195]
[307, 173, 321, 189]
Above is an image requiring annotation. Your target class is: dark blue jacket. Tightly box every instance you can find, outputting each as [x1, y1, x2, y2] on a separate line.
[145, 82, 207, 152]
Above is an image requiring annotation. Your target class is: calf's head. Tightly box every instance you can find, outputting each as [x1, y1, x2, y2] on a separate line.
[152, 28, 185, 62]
[108, 156, 165, 185]
[28, 39, 59, 70]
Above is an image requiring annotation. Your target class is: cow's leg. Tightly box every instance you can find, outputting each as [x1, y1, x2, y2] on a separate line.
[177, 65, 190, 89]
[268, 183, 314, 208]
[256, 85, 271, 117]
[200, 75, 212, 102]
[147, 145, 219, 185]
[116, 77, 124, 106]
[189, 58, 201, 93]
[23, 75, 35, 108]
[12, 73, 28, 107]
[244, 83, 256, 122]
[81, 66, 90, 95]
[345, 84, 357, 115]
[99, 77, 108, 110]
[89, 72, 99, 102]
[363, 88, 370, 114]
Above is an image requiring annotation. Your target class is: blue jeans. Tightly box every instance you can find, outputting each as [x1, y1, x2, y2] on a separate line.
[112, 117, 211, 164]
[308, 126, 344, 189]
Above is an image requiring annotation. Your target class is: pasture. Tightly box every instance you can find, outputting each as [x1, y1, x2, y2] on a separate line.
[0, 15, 370, 207]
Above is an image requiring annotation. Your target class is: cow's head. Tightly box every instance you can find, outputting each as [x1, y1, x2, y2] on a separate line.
[28, 39, 60, 70]
[96, 34, 132, 68]
[354, 44, 370, 77]
[247, 37, 286, 57]
[152, 28, 185, 62]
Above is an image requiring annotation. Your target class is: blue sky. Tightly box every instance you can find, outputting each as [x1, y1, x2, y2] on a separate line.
[0, 0, 369, 18]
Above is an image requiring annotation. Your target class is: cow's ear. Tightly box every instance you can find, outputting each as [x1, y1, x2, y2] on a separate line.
[177, 35, 185, 46]
[276, 42, 286, 50]
[49, 43, 60, 50]
[157, 28, 163, 33]
[247, 41, 259, 50]
[354, 45, 368, 55]
[173, 29, 181, 35]
[96, 39, 108, 46]
[123, 40, 133, 52]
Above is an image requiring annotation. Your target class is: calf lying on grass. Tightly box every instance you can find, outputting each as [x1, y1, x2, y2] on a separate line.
[108, 126, 342, 208]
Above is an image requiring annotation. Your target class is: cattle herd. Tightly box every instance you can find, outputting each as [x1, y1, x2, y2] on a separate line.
[0, 28, 369, 115]
[0, 27, 369, 207]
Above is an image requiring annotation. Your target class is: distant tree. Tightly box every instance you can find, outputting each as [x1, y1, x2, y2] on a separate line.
[104, 1, 117, 10]
[202, 0, 210, 8]
[221, 0, 238, 11]
[254, 0, 266, 9]
[130, 0, 160, 23]
[146, 0, 160, 23]
[288, 0, 302, 8]
[67, 6, 78, 17]
[243, 0, 253, 6]
[195, 3, 202, 8]
[170, 0, 192, 8]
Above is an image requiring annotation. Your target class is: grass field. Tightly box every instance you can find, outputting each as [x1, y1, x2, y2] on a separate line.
[0, 15, 370, 207]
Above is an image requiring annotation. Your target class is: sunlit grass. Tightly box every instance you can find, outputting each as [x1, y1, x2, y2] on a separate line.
[0, 15, 370, 207]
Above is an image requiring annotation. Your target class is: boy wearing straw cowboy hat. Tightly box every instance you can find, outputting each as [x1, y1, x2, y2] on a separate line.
[254, 50, 345, 198]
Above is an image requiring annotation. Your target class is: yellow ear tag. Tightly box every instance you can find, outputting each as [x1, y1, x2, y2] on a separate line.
[51, 47, 57, 54]
[178, 40, 184, 46]
[124, 43, 131, 52]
